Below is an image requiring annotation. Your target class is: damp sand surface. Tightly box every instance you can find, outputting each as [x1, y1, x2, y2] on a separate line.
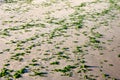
[0, 0, 120, 80]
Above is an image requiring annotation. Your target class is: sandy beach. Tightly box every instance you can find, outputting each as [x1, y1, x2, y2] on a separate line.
[0, 0, 120, 80]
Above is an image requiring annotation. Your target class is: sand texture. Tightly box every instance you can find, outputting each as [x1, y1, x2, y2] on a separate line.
[0, 0, 120, 80]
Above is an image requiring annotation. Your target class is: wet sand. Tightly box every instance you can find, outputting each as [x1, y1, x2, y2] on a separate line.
[0, 0, 120, 80]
